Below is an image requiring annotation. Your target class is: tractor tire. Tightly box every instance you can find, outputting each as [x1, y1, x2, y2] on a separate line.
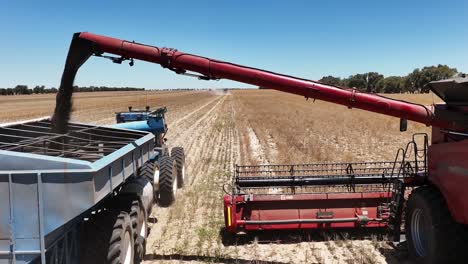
[158, 156, 177, 207]
[129, 200, 147, 264]
[171, 147, 186, 188]
[405, 186, 467, 264]
[139, 160, 159, 201]
[107, 211, 135, 264]
[139, 160, 156, 182]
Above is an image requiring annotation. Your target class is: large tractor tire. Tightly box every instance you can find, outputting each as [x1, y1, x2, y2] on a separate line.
[158, 156, 177, 207]
[107, 211, 135, 264]
[171, 147, 186, 188]
[405, 186, 467, 264]
[129, 200, 147, 263]
[139, 160, 159, 201]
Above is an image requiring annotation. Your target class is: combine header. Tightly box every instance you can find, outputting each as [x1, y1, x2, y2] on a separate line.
[225, 135, 427, 232]
[3, 32, 467, 263]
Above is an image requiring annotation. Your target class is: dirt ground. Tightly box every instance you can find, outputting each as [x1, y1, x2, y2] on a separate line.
[1, 90, 439, 263]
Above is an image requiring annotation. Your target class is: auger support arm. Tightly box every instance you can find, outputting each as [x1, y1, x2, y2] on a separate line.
[70, 32, 464, 130]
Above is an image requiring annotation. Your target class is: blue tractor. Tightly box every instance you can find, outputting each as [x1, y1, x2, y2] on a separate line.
[113, 106, 186, 207]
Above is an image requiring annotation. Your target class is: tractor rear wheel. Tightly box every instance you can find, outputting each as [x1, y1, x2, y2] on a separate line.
[139, 160, 159, 201]
[405, 186, 467, 264]
[171, 147, 186, 188]
[158, 156, 177, 207]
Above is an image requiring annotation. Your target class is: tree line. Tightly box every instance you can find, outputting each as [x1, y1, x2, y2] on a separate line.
[0, 85, 145, 95]
[318, 64, 465, 93]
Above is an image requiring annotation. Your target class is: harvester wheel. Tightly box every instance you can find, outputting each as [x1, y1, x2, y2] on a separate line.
[129, 200, 147, 263]
[107, 211, 134, 264]
[158, 156, 177, 207]
[405, 186, 467, 264]
[171, 147, 186, 188]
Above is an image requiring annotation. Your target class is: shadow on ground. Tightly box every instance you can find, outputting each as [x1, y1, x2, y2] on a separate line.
[220, 227, 414, 263]
[144, 253, 289, 264]
[220, 227, 389, 246]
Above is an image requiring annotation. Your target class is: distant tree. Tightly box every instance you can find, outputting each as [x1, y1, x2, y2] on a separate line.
[376, 76, 405, 93]
[33, 85, 46, 94]
[318, 75, 343, 86]
[366, 72, 384, 93]
[345, 72, 383, 92]
[405, 64, 457, 93]
[346, 73, 367, 91]
[14, 85, 29, 95]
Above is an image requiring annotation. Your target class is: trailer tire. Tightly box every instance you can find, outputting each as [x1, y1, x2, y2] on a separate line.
[107, 211, 135, 264]
[171, 147, 186, 188]
[129, 200, 147, 263]
[405, 186, 467, 264]
[158, 156, 177, 207]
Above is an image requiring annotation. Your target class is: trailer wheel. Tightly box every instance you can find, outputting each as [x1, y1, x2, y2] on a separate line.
[405, 186, 466, 264]
[171, 147, 186, 188]
[158, 156, 177, 207]
[107, 211, 135, 264]
[129, 200, 147, 263]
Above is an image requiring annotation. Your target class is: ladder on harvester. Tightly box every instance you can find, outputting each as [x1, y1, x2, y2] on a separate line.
[388, 133, 428, 242]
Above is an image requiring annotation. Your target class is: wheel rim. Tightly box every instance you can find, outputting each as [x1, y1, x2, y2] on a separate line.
[123, 231, 132, 264]
[173, 174, 177, 195]
[153, 168, 160, 185]
[181, 165, 185, 181]
[139, 207, 146, 238]
[172, 161, 178, 196]
[140, 219, 146, 238]
[411, 208, 428, 257]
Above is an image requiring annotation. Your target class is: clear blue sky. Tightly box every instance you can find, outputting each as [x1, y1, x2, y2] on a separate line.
[1, 0, 467, 89]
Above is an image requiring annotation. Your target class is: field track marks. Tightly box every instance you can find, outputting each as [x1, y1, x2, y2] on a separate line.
[168, 95, 221, 128]
[144, 95, 241, 263]
[144, 95, 227, 258]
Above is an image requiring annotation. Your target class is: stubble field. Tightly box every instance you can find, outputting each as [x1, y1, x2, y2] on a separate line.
[1, 89, 439, 263]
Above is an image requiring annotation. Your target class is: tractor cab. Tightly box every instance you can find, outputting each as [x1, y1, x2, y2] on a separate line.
[113, 106, 168, 147]
[116, 106, 152, 123]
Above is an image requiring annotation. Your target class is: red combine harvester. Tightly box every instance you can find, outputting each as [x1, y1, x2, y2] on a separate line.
[66, 32, 467, 263]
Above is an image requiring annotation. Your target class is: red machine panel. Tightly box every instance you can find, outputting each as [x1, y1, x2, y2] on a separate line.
[224, 192, 390, 233]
